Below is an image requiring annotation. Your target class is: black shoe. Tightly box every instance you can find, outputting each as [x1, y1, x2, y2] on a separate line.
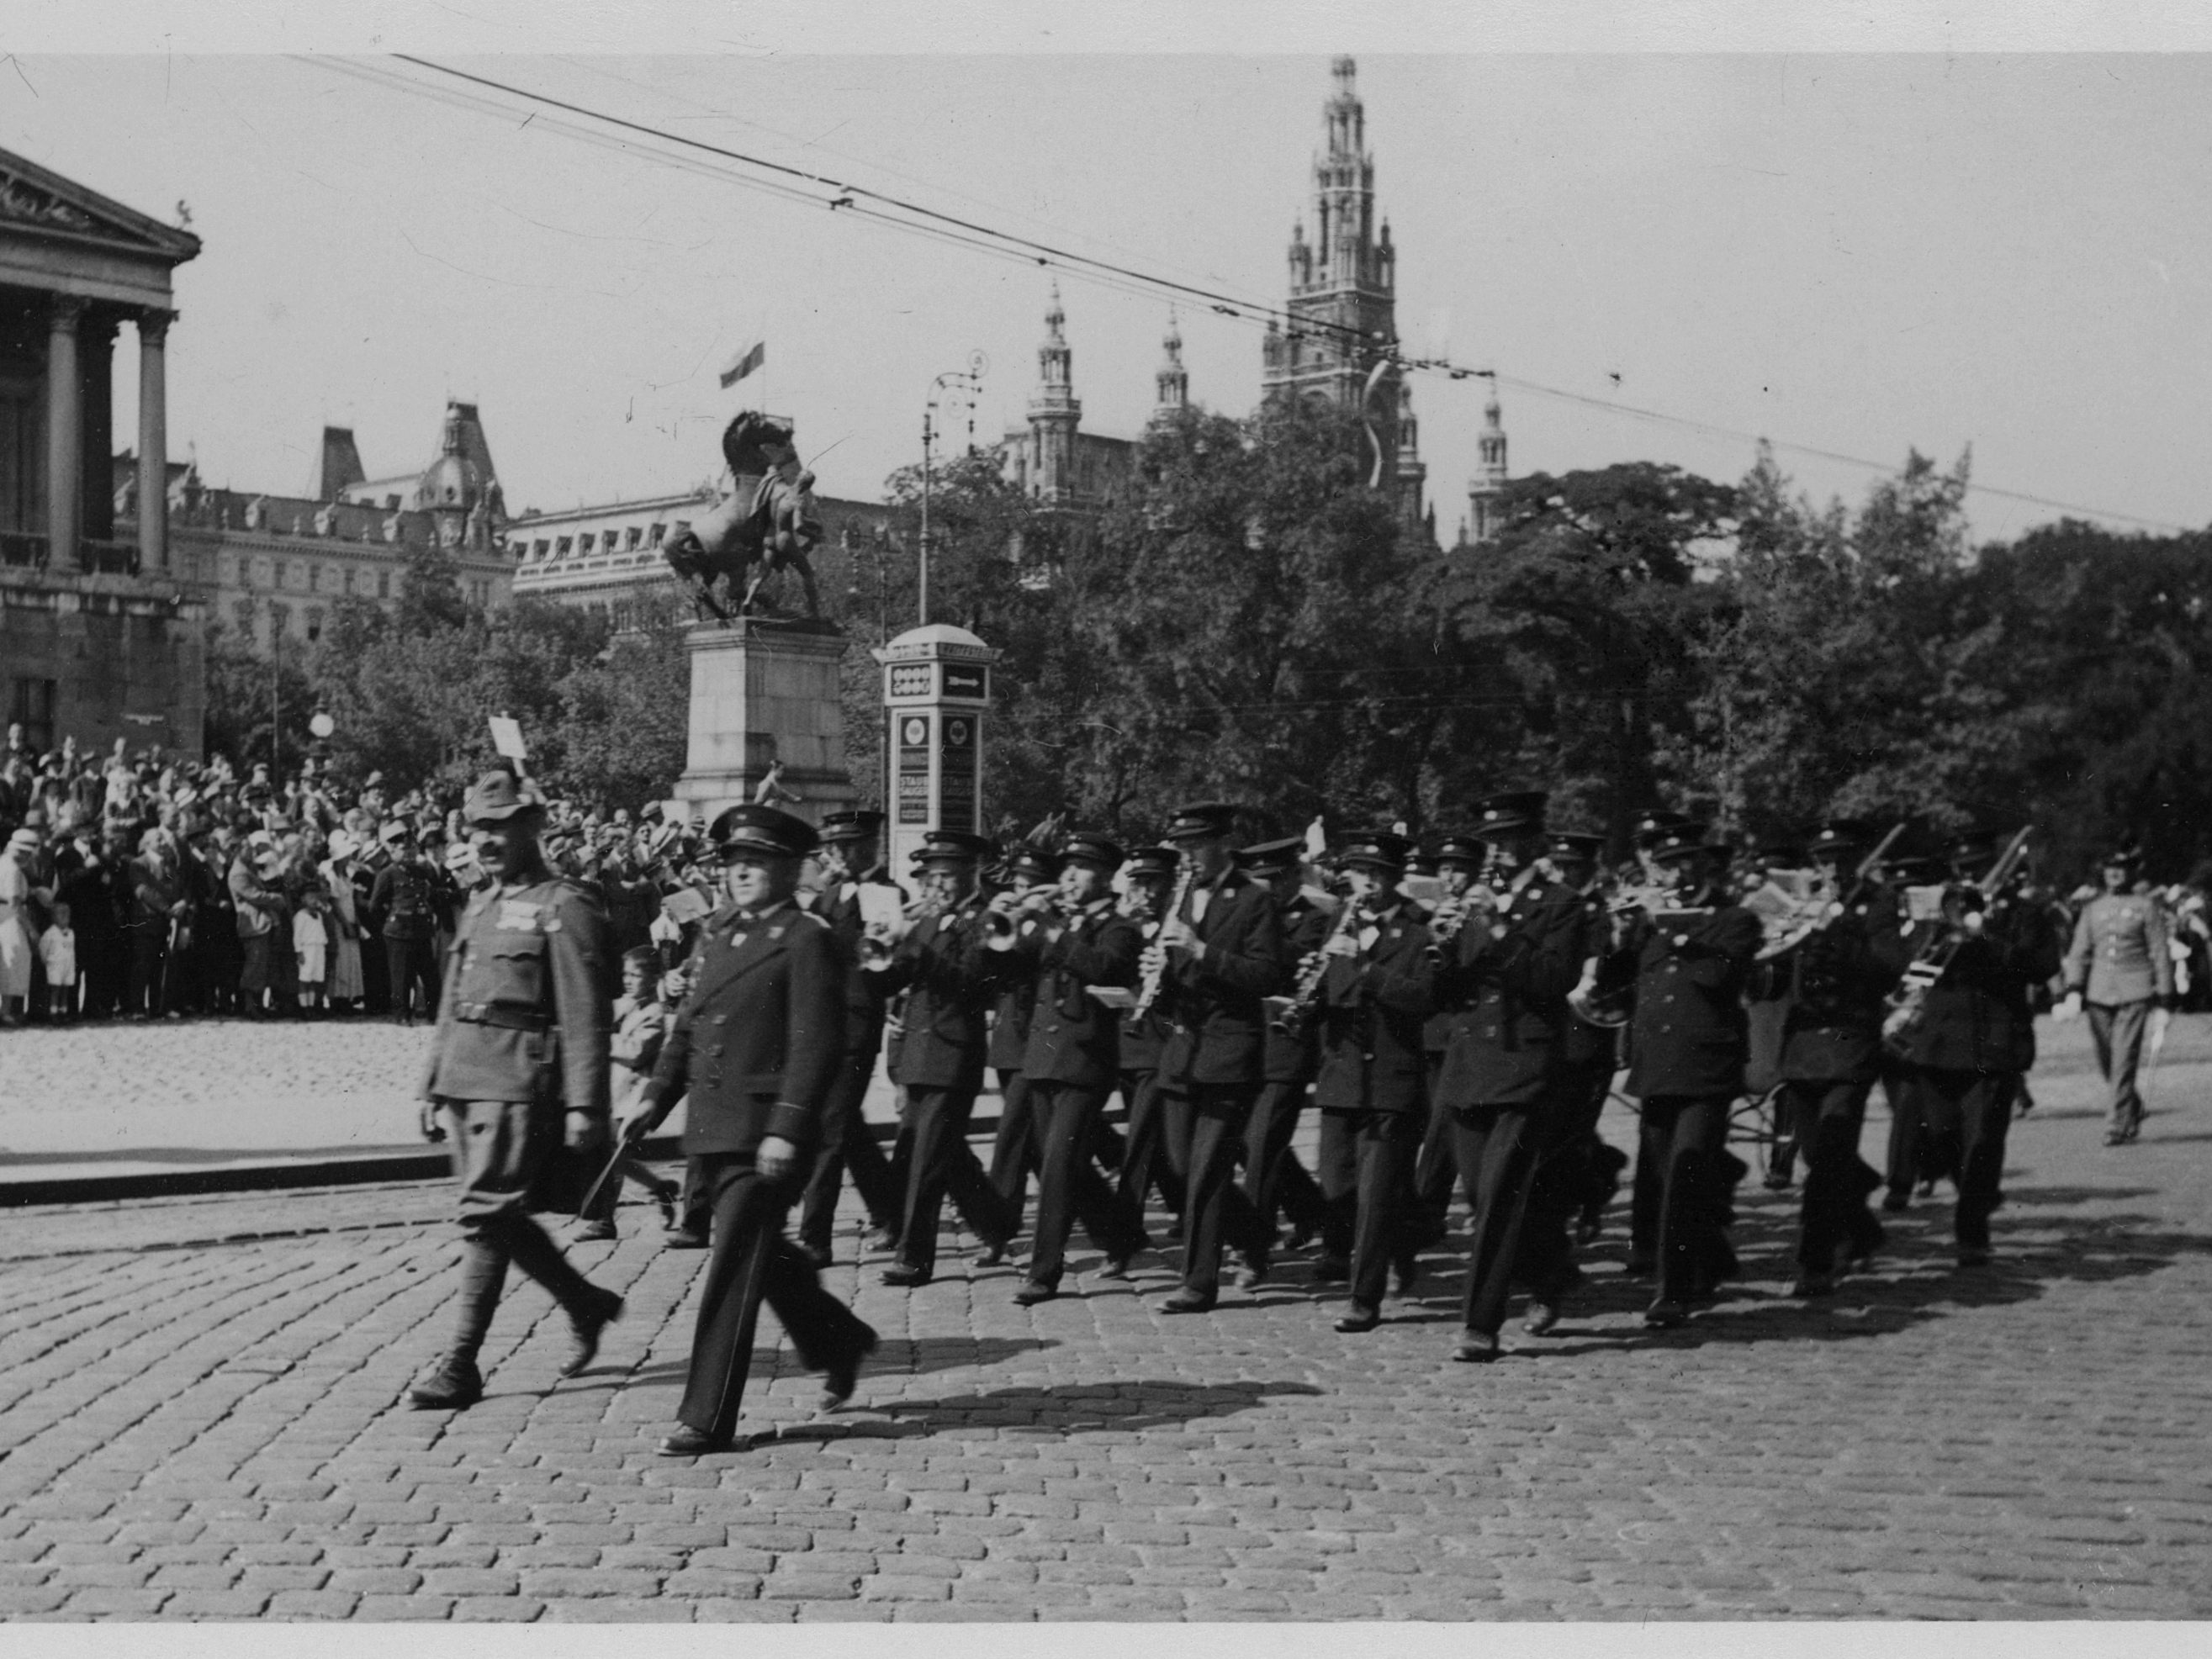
[864, 1224, 901, 1254]
[976, 1241, 1009, 1267]
[881, 1263, 931, 1287]
[1283, 1221, 1318, 1253]
[818, 1327, 879, 1410]
[1014, 1281, 1058, 1307]
[1643, 1297, 1689, 1329]
[1453, 1329, 1500, 1362]
[1881, 1191, 1912, 1213]
[1391, 1255, 1420, 1297]
[1159, 1289, 1215, 1314]
[1521, 1300, 1561, 1337]
[1761, 1167, 1794, 1191]
[1310, 1255, 1351, 1284]
[1095, 1253, 1136, 1281]
[1334, 1306, 1381, 1334]
[657, 1424, 734, 1456]
[408, 1355, 484, 1411]
[654, 1192, 678, 1230]
[571, 1218, 618, 1243]
[663, 1228, 710, 1250]
[562, 1288, 624, 1377]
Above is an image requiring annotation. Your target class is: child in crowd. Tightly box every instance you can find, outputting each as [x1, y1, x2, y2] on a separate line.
[39, 901, 77, 1022]
[294, 887, 329, 1015]
[574, 946, 683, 1242]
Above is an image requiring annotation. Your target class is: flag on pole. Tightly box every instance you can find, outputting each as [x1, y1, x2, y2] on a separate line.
[718, 340, 766, 389]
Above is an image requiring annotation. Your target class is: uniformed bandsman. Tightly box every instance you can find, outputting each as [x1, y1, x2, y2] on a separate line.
[1609, 824, 1764, 1327]
[619, 805, 879, 1456]
[983, 842, 1061, 1250]
[1408, 832, 1492, 1241]
[2056, 843, 2173, 1146]
[1757, 819, 1910, 1297]
[1108, 845, 1186, 1263]
[1147, 801, 1291, 1315]
[984, 831, 1149, 1302]
[1309, 830, 1437, 1332]
[1234, 836, 1333, 1289]
[408, 770, 624, 1412]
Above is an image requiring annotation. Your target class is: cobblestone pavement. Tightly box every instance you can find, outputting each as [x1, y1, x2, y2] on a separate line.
[3, 1017, 2210, 1622]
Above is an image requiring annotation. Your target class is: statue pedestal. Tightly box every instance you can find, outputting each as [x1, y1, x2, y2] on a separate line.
[670, 617, 856, 827]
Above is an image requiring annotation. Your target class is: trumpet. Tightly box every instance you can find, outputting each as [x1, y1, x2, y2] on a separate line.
[860, 891, 944, 963]
[983, 885, 1065, 938]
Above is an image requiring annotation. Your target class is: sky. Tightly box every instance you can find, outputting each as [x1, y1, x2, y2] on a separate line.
[6, 40, 2211, 545]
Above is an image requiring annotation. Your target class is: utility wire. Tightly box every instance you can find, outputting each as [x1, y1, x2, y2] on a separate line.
[318, 54, 2193, 537]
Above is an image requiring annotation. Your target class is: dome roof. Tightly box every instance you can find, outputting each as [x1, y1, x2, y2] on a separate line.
[415, 402, 493, 513]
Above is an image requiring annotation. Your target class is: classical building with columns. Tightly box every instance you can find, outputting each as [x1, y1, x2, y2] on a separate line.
[0, 146, 207, 758]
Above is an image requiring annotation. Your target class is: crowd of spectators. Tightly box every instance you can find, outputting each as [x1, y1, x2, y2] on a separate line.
[0, 724, 727, 1028]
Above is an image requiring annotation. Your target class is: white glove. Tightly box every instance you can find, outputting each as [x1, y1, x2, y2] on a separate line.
[2054, 991, 2082, 1022]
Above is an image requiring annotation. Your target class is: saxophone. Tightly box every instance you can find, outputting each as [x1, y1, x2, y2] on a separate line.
[1130, 859, 1198, 1021]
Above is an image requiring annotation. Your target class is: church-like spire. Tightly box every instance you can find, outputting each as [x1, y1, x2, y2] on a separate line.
[1026, 283, 1082, 505]
[1152, 312, 1188, 424]
[1467, 387, 1510, 547]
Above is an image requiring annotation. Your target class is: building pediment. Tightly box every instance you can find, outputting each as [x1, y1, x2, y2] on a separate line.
[0, 147, 200, 267]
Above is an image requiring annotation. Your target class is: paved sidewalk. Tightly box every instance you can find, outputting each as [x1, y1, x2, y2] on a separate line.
[1, 1017, 2209, 1620]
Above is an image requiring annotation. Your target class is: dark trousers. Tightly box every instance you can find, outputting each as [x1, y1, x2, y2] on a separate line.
[1317, 1107, 1420, 1313]
[1516, 1060, 1615, 1298]
[1786, 1077, 1886, 1273]
[384, 935, 440, 1022]
[1411, 1062, 1458, 1226]
[77, 934, 124, 1019]
[1025, 1080, 1144, 1287]
[1901, 1066, 2017, 1250]
[1168, 1080, 1263, 1299]
[680, 1152, 876, 1443]
[1111, 1068, 1181, 1244]
[125, 928, 167, 1017]
[987, 1068, 1038, 1232]
[1637, 1094, 1734, 1304]
[1881, 1059, 1921, 1197]
[896, 1083, 1012, 1276]
[1241, 1078, 1327, 1254]
[1452, 1103, 1544, 1335]
[796, 1041, 901, 1253]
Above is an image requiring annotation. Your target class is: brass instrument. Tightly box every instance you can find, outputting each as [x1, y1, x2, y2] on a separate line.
[1881, 826, 2033, 1048]
[982, 884, 1066, 938]
[860, 890, 944, 964]
[1274, 894, 1365, 1038]
[1753, 822, 1907, 962]
[1424, 885, 1496, 957]
[1131, 859, 1199, 1021]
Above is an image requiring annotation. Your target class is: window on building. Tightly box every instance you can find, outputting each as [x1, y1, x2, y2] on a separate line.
[232, 599, 255, 637]
[385, 494, 401, 510]
[556, 536, 572, 557]
[9, 678, 56, 754]
[534, 539, 549, 559]
[306, 608, 324, 642]
[270, 603, 291, 638]
[273, 560, 288, 590]
[377, 571, 390, 600]
[649, 522, 666, 547]
[626, 526, 643, 550]
[310, 564, 321, 592]
[341, 567, 352, 596]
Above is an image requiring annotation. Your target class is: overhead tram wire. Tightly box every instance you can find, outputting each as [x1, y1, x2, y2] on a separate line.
[320, 55, 2193, 539]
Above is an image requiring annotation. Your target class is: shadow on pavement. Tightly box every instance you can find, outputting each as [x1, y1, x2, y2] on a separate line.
[781, 1377, 1325, 1443]
[563, 1334, 1059, 1393]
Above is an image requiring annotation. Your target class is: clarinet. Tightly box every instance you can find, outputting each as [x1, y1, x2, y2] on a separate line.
[1130, 859, 1198, 1021]
[1273, 894, 1364, 1038]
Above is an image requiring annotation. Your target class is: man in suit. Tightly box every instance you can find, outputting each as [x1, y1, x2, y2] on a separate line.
[1611, 825, 1765, 1328]
[1232, 837, 1332, 1289]
[983, 831, 1149, 1302]
[983, 842, 1061, 1250]
[1756, 819, 1909, 1297]
[408, 771, 625, 1413]
[621, 805, 878, 1456]
[1148, 801, 1290, 1314]
[1109, 845, 1184, 1264]
[1309, 830, 1437, 1332]
[1890, 830, 2063, 1265]
[793, 809, 906, 1265]
[2057, 843, 2173, 1146]
[864, 830, 1017, 1286]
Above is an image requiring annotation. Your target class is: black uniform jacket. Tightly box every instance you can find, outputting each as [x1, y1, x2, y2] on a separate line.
[1013, 900, 1142, 1091]
[1311, 902, 1437, 1114]
[821, 868, 904, 1048]
[643, 897, 844, 1157]
[1891, 896, 2062, 1075]
[1265, 893, 1333, 1083]
[1765, 885, 1910, 1083]
[1431, 878, 1592, 1111]
[987, 913, 1039, 1073]
[1620, 903, 1764, 1099]
[871, 902, 995, 1091]
[1157, 870, 1291, 1090]
[422, 870, 613, 1112]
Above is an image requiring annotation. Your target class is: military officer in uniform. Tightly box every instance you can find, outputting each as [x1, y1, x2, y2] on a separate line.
[1147, 802, 1290, 1314]
[984, 831, 1148, 1302]
[864, 830, 1017, 1285]
[408, 771, 625, 1413]
[794, 809, 905, 1265]
[1890, 830, 2062, 1265]
[1756, 819, 1909, 1297]
[620, 805, 878, 1456]
[2058, 843, 2173, 1145]
[1234, 836, 1332, 1289]
[1610, 825, 1764, 1327]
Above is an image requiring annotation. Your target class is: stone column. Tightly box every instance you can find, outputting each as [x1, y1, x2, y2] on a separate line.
[80, 313, 116, 545]
[137, 310, 171, 574]
[45, 295, 83, 568]
[671, 618, 858, 826]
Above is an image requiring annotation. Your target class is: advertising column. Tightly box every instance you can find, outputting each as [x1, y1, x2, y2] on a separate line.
[873, 624, 1002, 879]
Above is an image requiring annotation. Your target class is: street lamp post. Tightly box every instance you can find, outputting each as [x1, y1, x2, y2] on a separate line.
[919, 353, 987, 626]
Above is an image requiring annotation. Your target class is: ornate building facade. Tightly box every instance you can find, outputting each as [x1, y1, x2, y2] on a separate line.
[0, 145, 207, 758]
